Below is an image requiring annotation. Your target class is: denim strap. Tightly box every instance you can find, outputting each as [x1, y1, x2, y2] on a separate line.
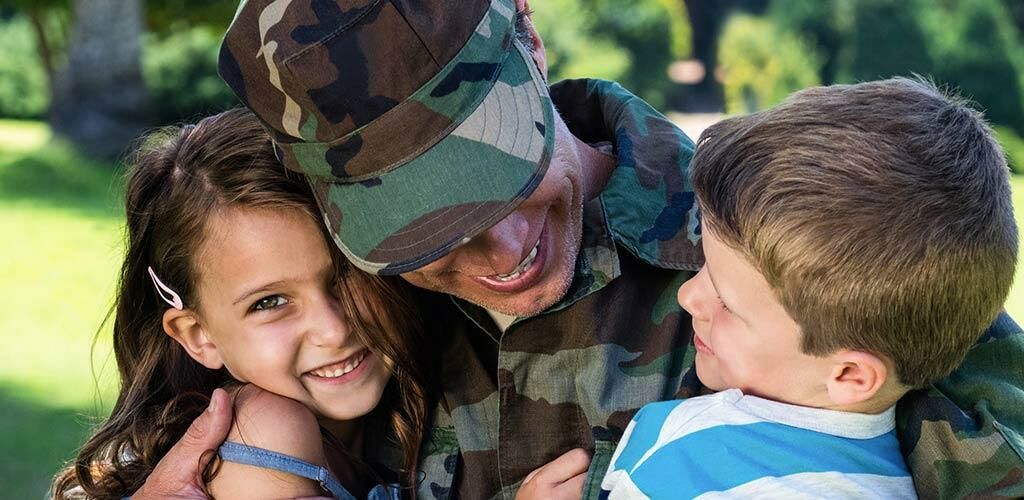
[219, 441, 357, 500]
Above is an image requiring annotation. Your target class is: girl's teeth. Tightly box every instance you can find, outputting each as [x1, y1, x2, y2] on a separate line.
[313, 351, 366, 378]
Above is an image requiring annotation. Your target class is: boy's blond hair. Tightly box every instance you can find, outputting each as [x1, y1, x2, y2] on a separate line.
[691, 77, 1017, 388]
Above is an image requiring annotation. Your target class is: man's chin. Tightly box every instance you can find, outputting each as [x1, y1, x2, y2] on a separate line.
[463, 282, 567, 318]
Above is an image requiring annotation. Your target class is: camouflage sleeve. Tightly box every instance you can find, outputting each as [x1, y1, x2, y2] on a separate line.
[896, 312, 1024, 499]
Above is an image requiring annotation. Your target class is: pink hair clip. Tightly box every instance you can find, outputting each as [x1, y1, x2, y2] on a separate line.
[148, 266, 184, 310]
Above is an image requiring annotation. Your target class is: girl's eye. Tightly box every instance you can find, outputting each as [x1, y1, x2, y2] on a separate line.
[250, 295, 287, 312]
[717, 298, 731, 313]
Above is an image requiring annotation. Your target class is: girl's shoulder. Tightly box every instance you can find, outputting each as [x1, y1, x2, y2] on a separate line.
[226, 383, 326, 464]
[208, 384, 330, 499]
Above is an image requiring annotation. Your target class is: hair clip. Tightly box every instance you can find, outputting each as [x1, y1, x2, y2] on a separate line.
[148, 266, 184, 310]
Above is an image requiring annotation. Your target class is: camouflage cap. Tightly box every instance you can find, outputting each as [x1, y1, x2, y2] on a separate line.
[219, 0, 554, 275]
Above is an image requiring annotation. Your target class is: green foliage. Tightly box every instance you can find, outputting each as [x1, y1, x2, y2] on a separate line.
[532, 0, 690, 109]
[923, 0, 1024, 133]
[717, 14, 821, 114]
[769, 0, 1024, 134]
[143, 26, 240, 125]
[842, 0, 933, 81]
[145, 0, 237, 34]
[768, 0, 842, 84]
[994, 125, 1024, 175]
[0, 15, 49, 119]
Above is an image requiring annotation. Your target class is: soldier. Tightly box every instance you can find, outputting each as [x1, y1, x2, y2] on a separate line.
[134, 1, 1024, 498]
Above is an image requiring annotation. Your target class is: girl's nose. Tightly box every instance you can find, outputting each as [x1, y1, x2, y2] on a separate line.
[306, 297, 350, 348]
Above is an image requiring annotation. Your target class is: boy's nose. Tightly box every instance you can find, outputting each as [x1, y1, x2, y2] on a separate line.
[677, 267, 709, 320]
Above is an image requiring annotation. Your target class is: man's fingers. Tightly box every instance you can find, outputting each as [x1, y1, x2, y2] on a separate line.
[131, 389, 233, 499]
[533, 448, 591, 484]
[165, 388, 233, 469]
[555, 472, 586, 499]
[522, 466, 541, 486]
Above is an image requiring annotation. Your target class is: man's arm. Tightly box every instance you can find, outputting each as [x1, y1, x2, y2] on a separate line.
[897, 312, 1024, 498]
[131, 388, 232, 500]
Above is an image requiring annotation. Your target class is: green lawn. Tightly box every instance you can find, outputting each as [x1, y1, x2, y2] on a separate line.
[0, 120, 121, 498]
[1, 119, 1023, 498]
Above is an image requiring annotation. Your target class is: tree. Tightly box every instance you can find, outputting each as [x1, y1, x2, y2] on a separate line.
[532, 0, 691, 110]
[717, 14, 821, 113]
[49, 0, 148, 159]
[926, 0, 1024, 133]
[769, 0, 842, 85]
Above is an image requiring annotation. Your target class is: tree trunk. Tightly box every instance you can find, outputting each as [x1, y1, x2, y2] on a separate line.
[27, 8, 55, 87]
[49, 0, 148, 160]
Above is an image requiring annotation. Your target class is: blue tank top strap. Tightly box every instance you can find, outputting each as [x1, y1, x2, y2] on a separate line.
[218, 441, 357, 500]
[367, 482, 403, 500]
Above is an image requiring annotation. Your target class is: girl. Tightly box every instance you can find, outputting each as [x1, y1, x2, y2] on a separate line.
[51, 108, 433, 499]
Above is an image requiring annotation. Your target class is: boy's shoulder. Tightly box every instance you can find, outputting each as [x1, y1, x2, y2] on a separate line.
[632, 390, 744, 431]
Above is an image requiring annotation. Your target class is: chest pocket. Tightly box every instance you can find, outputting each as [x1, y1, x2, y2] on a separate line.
[582, 438, 619, 500]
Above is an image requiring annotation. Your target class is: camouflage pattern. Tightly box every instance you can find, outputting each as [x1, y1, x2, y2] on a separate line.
[219, 0, 553, 275]
[218, 2, 1024, 496]
[392, 78, 705, 500]
[401, 80, 1024, 500]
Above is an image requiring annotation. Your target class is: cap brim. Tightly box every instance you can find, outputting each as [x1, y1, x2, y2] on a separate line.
[310, 40, 555, 275]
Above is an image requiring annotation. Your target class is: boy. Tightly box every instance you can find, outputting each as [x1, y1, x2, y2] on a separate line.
[601, 78, 1017, 499]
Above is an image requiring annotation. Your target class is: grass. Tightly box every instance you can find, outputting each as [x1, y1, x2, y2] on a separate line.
[0, 120, 121, 499]
[1, 119, 1023, 498]
[1010, 176, 1024, 318]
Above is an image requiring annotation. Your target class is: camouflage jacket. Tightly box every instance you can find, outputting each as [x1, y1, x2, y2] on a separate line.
[402, 79, 1024, 500]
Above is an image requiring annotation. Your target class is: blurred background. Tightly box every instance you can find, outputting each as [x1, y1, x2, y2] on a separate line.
[2, 0, 1023, 497]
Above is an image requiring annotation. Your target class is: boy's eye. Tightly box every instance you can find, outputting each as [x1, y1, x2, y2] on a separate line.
[251, 295, 287, 312]
[718, 298, 731, 313]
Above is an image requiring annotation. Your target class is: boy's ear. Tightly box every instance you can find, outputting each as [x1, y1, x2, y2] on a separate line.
[162, 308, 224, 370]
[825, 350, 887, 407]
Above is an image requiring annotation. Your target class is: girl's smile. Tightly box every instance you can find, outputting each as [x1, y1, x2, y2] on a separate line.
[166, 206, 393, 424]
[306, 348, 369, 379]
[304, 349, 378, 387]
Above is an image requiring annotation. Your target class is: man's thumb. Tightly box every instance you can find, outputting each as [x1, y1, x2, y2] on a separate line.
[178, 388, 233, 457]
[132, 389, 233, 499]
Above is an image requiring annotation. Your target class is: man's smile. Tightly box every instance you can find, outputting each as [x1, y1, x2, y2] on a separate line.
[472, 223, 548, 294]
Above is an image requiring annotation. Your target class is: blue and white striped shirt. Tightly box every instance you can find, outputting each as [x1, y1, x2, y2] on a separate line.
[601, 389, 916, 499]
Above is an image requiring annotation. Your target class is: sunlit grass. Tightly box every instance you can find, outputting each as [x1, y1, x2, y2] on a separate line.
[0, 119, 121, 498]
[0, 119, 50, 152]
[1008, 175, 1024, 320]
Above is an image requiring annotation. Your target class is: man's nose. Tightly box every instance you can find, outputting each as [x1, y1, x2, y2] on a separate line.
[461, 211, 530, 275]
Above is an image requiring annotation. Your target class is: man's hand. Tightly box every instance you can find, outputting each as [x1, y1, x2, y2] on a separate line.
[516, 448, 592, 500]
[131, 388, 233, 499]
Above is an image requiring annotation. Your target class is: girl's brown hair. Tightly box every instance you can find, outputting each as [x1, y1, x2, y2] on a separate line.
[52, 108, 431, 499]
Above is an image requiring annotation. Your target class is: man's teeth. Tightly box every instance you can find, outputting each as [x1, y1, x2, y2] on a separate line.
[494, 242, 540, 282]
[311, 351, 367, 378]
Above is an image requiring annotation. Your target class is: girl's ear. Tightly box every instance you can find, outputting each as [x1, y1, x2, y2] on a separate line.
[162, 308, 224, 370]
[825, 350, 887, 407]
